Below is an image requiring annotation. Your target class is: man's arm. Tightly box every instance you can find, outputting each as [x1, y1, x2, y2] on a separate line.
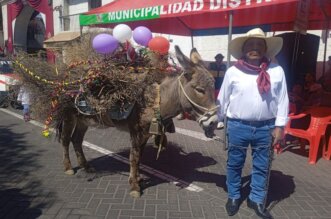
[216, 69, 231, 122]
[273, 67, 289, 145]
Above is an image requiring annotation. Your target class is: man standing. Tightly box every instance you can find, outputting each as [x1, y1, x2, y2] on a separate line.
[217, 28, 288, 219]
[209, 53, 227, 129]
[209, 53, 227, 97]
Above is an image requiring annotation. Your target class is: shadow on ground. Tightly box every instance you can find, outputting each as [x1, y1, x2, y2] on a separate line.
[241, 170, 295, 209]
[267, 170, 295, 209]
[0, 124, 53, 219]
[82, 141, 227, 196]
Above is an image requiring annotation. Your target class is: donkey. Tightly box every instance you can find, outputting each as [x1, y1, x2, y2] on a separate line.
[58, 46, 218, 198]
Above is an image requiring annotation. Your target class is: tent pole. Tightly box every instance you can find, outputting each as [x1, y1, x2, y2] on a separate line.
[319, 0, 330, 77]
[223, 10, 233, 152]
[322, 23, 329, 77]
[227, 11, 233, 69]
[191, 35, 194, 48]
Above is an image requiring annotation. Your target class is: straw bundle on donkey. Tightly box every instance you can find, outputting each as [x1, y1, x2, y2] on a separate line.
[14, 37, 218, 198]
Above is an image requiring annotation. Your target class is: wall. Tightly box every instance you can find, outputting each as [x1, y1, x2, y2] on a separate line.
[2, 0, 330, 78]
[102, 0, 113, 5]
[52, 0, 89, 34]
[52, 0, 62, 34]
[68, 0, 88, 14]
[166, 34, 229, 62]
[1, 4, 8, 44]
[0, 31, 3, 47]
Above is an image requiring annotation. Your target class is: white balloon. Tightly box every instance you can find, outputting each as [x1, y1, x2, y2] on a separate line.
[113, 24, 132, 43]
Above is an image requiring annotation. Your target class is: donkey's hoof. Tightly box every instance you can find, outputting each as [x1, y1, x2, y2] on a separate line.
[65, 169, 75, 175]
[129, 190, 141, 198]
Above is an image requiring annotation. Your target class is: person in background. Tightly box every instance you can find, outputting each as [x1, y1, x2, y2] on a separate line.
[209, 53, 227, 97]
[209, 53, 227, 129]
[0, 46, 4, 57]
[327, 55, 331, 72]
[288, 83, 305, 114]
[217, 28, 288, 219]
[17, 85, 32, 122]
[316, 56, 331, 92]
[303, 73, 323, 106]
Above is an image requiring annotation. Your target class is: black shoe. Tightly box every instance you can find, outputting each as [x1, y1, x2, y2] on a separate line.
[247, 198, 273, 219]
[225, 198, 240, 216]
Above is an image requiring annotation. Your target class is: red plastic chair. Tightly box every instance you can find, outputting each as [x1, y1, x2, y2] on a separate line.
[284, 107, 331, 164]
[289, 102, 297, 114]
[323, 131, 331, 160]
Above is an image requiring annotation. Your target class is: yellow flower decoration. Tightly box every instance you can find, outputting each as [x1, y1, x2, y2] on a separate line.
[42, 129, 50, 137]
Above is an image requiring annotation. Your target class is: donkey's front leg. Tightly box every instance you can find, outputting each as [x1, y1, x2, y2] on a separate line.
[62, 138, 74, 175]
[128, 134, 149, 198]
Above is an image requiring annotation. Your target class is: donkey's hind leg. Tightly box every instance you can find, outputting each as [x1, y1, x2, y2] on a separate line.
[71, 118, 94, 173]
[128, 132, 149, 198]
[61, 115, 77, 175]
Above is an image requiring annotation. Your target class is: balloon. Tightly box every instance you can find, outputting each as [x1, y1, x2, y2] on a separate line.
[92, 33, 119, 54]
[148, 36, 170, 55]
[113, 24, 132, 43]
[133, 26, 152, 46]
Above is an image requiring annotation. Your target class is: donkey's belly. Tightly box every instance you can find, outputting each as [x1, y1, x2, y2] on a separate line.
[84, 117, 113, 129]
[84, 116, 129, 132]
[83, 112, 115, 129]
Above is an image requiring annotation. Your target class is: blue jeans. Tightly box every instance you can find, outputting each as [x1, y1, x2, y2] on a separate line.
[23, 104, 30, 115]
[226, 118, 274, 204]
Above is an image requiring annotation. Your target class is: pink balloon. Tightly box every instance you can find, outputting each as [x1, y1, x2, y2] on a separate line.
[133, 26, 152, 47]
[92, 33, 119, 54]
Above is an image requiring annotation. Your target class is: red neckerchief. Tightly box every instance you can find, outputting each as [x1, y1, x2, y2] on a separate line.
[234, 57, 271, 94]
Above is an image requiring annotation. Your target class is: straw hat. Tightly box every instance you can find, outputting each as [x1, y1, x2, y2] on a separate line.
[229, 28, 283, 60]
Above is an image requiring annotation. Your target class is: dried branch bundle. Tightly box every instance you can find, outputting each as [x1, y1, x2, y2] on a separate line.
[13, 32, 175, 126]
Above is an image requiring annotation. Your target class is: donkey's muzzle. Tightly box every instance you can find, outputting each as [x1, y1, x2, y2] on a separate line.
[198, 111, 217, 127]
[198, 111, 218, 138]
[204, 123, 217, 138]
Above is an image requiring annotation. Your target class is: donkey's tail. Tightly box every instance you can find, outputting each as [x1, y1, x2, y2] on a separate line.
[55, 120, 63, 143]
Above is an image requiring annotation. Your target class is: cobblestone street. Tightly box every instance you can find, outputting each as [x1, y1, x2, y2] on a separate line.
[1, 108, 331, 219]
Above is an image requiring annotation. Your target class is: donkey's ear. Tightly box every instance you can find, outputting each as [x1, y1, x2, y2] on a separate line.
[190, 48, 204, 65]
[175, 45, 194, 70]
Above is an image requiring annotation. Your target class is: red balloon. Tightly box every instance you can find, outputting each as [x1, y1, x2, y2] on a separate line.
[148, 36, 170, 55]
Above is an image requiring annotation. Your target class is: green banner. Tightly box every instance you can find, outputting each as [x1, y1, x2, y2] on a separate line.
[80, 6, 162, 26]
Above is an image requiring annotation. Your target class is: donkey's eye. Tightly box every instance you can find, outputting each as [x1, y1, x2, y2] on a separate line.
[195, 87, 205, 94]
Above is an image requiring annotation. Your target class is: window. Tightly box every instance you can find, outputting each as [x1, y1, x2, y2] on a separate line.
[0, 60, 13, 74]
[89, 0, 101, 9]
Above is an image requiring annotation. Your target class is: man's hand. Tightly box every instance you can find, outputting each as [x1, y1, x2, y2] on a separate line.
[272, 127, 284, 146]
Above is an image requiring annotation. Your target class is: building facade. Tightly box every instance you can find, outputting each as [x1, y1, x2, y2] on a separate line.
[0, 0, 112, 55]
[0, 0, 330, 79]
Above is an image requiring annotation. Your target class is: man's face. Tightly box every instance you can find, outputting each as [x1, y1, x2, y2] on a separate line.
[216, 57, 223, 63]
[292, 84, 303, 94]
[242, 38, 267, 60]
[305, 73, 314, 83]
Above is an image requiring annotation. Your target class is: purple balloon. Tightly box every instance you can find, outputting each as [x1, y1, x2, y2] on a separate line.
[133, 26, 152, 46]
[92, 33, 119, 54]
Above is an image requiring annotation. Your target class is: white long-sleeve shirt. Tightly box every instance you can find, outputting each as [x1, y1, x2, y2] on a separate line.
[17, 86, 31, 105]
[217, 63, 289, 127]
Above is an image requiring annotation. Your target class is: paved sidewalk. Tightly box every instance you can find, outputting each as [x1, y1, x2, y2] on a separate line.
[0, 109, 331, 219]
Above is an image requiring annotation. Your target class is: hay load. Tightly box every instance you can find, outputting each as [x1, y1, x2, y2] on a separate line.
[13, 33, 179, 133]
